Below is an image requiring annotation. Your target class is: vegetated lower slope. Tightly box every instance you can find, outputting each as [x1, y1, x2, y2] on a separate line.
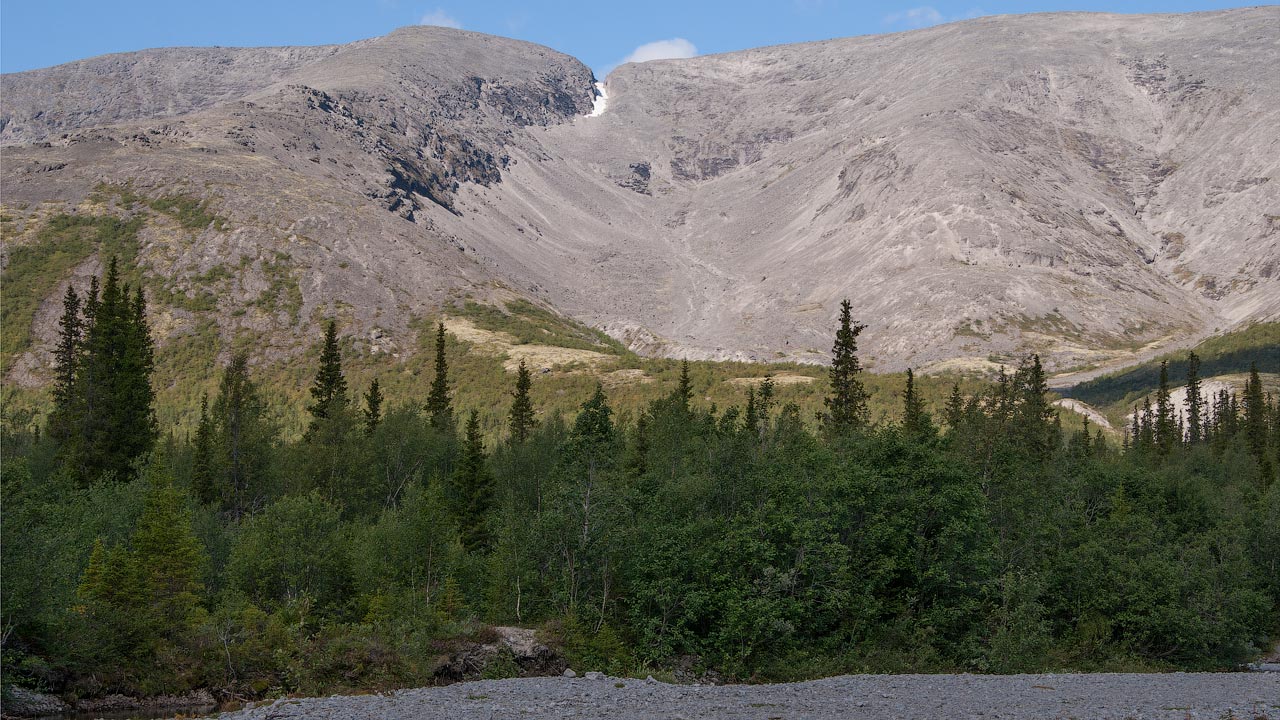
[1062, 322, 1280, 414]
[1, 232, 978, 439]
[2, 8, 1278, 397]
[3, 256, 1277, 706]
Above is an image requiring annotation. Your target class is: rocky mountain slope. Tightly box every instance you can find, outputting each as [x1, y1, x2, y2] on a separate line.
[2, 9, 1277, 385]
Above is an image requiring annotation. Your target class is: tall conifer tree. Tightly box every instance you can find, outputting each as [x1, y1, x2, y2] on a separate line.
[191, 394, 216, 505]
[508, 359, 536, 443]
[364, 379, 383, 436]
[48, 284, 83, 442]
[758, 376, 776, 423]
[902, 368, 932, 438]
[823, 299, 869, 434]
[212, 352, 272, 519]
[1154, 361, 1176, 454]
[72, 258, 157, 482]
[426, 322, 454, 431]
[1184, 351, 1204, 444]
[454, 410, 494, 552]
[944, 383, 965, 431]
[1013, 355, 1055, 456]
[1139, 397, 1155, 452]
[1244, 362, 1267, 457]
[676, 359, 693, 411]
[307, 320, 348, 435]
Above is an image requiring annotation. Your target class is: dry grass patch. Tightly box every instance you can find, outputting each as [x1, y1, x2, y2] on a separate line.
[443, 316, 613, 373]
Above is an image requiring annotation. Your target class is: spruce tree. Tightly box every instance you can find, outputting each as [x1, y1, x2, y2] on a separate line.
[191, 394, 216, 505]
[1184, 351, 1204, 444]
[72, 258, 157, 482]
[944, 383, 965, 431]
[1244, 362, 1267, 457]
[902, 368, 932, 438]
[364, 378, 383, 436]
[131, 462, 205, 623]
[121, 286, 158, 457]
[823, 299, 869, 434]
[307, 320, 348, 435]
[75, 462, 205, 661]
[1154, 361, 1177, 454]
[75, 537, 146, 661]
[569, 384, 616, 517]
[48, 284, 83, 443]
[84, 274, 100, 326]
[212, 352, 272, 519]
[676, 359, 693, 411]
[1013, 354, 1055, 456]
[1214, 389, 1239, 442]
[1139, 397, 1155, 452]
[454, 410, 494, 552]
[575, 384, 615, 443]
[426, 322, 454, 431]
[508, 359, 536, 443]
[758, 375, 776, 423]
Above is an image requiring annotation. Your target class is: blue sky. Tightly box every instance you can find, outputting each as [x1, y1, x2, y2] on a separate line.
[0, 0, 1258, 75]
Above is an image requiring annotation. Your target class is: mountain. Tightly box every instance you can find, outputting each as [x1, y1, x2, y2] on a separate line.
[3, 8, 1278, 389]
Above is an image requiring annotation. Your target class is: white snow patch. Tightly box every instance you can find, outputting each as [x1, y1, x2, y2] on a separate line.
[586, 82, 608, 117]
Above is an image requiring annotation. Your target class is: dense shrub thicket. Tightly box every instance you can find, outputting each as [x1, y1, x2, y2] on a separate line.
[2, 263, 1277, 701]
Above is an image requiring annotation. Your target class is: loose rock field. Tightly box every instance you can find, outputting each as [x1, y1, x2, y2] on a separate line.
[217, 672, 1279, 720]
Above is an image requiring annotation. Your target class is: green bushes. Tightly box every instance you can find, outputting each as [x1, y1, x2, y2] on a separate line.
[226, 493, 353, 616]
[3, 294, 1278, 704]
[0, 214, 142, 363]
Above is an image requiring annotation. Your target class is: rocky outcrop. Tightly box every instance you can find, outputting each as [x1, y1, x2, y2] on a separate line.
[2, 687, 71, 717]
[433, 626, 566, 682]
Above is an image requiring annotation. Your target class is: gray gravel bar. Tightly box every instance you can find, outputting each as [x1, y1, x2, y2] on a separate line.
[216, 673, 1279, 719]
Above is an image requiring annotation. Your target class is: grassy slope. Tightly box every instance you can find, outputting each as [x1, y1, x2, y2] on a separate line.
[3, 208, 991, 441]
[152, 306, 986, 441]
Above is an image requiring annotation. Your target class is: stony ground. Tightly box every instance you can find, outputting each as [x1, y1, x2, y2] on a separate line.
[216, 673, 1279, 720]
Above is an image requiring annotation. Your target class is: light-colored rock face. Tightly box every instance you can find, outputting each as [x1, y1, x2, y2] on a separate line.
[0, 45, 349, 144]
[446, 8, 1279, 370]
[2, 10, 1277, 376]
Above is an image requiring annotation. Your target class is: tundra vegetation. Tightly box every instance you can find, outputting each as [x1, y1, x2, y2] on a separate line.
[2, 259, 1278, 704]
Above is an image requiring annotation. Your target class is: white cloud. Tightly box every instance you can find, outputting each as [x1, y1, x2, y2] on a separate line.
[419, 8, 461, 28]
[620, 38, 698, 65]
[883, 6, 944, 29]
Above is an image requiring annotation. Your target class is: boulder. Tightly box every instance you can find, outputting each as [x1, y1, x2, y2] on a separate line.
[433, 626, 567, 682]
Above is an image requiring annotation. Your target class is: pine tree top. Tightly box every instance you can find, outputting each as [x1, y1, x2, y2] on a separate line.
[823, 298, 869, 434]
[427, 321, 454, 431]
[307, 320, 348, 431]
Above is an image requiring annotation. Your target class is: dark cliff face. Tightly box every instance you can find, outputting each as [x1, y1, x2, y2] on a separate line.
[255, 28, 595, 216]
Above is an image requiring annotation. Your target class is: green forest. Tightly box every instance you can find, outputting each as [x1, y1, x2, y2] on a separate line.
[3, 263, 1278, 704]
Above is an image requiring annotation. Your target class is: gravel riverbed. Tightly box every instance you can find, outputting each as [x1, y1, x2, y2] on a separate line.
[216, 673, 1279, 719]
